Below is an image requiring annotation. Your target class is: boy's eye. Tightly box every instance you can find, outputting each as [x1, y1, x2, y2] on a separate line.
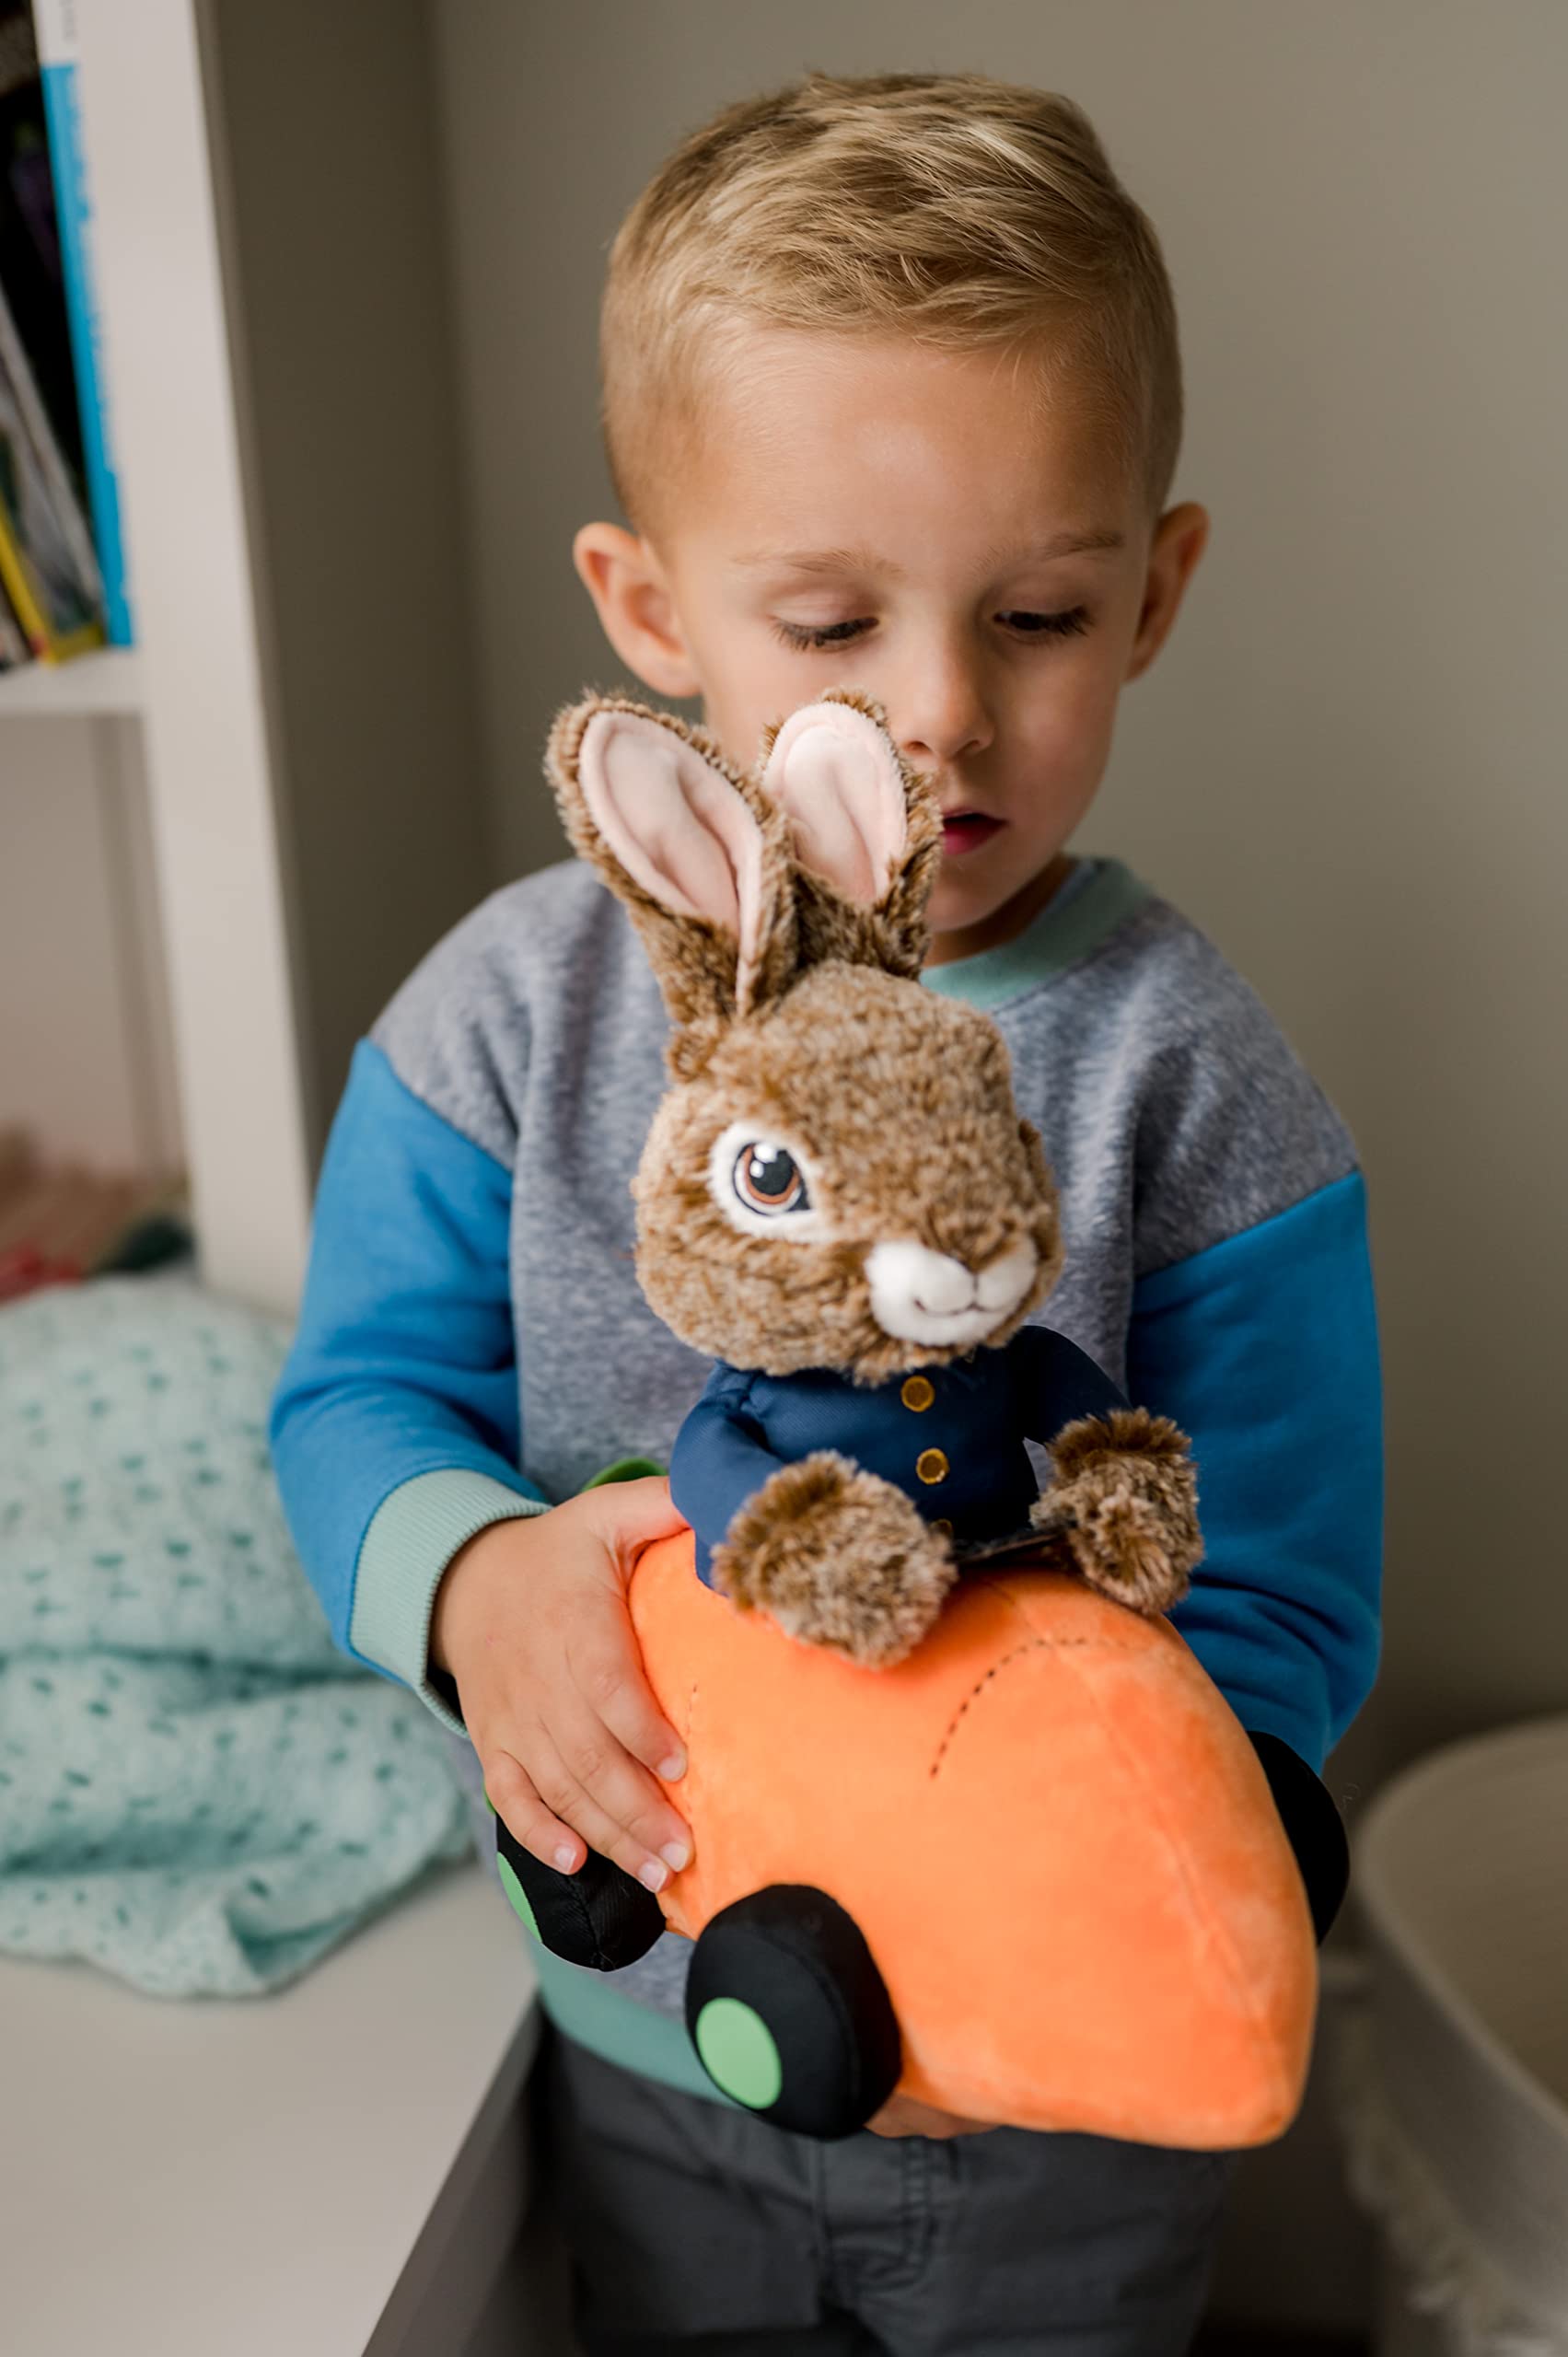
[769, 608, 1091, 653]
[771, 618, 873, 652]
[1000, 607, 1091, 640]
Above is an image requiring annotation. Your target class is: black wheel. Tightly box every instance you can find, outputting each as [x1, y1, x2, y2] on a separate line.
[684, 1884, 901, 2140]
[494, 1811, 665, 1970]
[1248, 1730, 1351, 1945]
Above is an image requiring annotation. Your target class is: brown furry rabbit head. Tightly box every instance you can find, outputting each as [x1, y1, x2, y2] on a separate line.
[544, 688, 1063, 1386]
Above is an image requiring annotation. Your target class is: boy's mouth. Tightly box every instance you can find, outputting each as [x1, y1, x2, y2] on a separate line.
[940, 811, 1005, 857]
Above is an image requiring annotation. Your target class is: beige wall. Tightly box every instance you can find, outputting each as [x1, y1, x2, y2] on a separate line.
[0, 719, 181, 1177]
[431, 0, 1568, 1814]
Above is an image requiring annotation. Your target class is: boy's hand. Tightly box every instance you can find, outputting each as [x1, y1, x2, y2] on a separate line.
[430, 1476, 694, 1895]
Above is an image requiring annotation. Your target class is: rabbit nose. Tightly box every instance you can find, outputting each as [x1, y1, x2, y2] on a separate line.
[865, 1239, 1038, 1347]
[909, 1250, 975, 1316]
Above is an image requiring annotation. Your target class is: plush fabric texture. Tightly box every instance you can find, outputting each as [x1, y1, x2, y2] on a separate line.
[547, 686, 1062, 1387]
[633, 963, 1062, 1383]
[548, 690, 800, 1051]
[628, 1527, 1317, 2148]
[554, 686, 1205, 1758]
[756, 690, 944, 980]
[710, 1446, 956, 1666]
[1042, 1407, 1202, 1612]
[672, 1326, 1149, 1667]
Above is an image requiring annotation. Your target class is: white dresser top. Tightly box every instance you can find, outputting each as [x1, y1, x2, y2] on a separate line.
[2, 1860, 540, 2356]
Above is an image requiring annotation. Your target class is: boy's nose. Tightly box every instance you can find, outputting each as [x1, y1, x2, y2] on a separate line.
[894, 644, 993, 770]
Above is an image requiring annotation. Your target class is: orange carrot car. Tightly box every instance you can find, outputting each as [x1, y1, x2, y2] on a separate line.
[495, 1527, 1326, 2147]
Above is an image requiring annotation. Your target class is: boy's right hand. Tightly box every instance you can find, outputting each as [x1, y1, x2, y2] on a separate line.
[429, 1476, 694, 1895]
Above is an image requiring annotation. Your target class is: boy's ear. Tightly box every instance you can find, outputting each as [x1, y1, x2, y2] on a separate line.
[757, 690, 943, 980]
[1124, 501, 1210, 684]
[544, 691, 797, 1051]
[572, 523, 703, 702]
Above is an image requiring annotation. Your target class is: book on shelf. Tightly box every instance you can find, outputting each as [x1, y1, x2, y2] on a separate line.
[0, 541, 27, 666]
[31, 0, 132, 645]
[0, 0, 114, 668]
[0, 262, 103, 659]
[0, 6, 81, 471]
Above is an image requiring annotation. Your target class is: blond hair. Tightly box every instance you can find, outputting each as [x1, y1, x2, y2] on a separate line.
[599, 71, 1183, 539]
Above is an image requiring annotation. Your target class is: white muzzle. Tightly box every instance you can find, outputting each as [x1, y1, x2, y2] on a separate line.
[865, 1238, 1038, 1349]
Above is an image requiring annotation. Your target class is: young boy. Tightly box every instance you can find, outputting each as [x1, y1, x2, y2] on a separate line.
[271, 70, 1381, 2355]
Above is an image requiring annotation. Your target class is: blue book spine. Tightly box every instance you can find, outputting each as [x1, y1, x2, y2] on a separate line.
[34, 4, 133, 646]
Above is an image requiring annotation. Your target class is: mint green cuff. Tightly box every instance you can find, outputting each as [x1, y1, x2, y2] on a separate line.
[350, 1468, 549, 1739]
[922, 856, 1150, 1010]
[527, 1944, 738, 2107]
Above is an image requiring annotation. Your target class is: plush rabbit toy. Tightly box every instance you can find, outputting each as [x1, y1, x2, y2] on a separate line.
[494, 687, 1342, 2145]
[552, 686, 1202, 1660]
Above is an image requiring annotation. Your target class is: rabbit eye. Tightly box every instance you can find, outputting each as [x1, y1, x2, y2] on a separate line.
[707, 1120, 826, 1240]
[734, 1142, 811, 1217]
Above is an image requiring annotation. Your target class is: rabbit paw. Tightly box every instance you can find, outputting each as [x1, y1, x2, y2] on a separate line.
[1036, 1409, 1202, 1616]
[712, 1450, 956, 1667]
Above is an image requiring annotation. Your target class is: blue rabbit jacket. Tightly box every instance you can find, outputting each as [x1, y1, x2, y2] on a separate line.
[668, 1325, 1129, 1587]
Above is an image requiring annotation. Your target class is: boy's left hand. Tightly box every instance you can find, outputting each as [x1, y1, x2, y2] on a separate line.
[865, 2093, 995, 2139]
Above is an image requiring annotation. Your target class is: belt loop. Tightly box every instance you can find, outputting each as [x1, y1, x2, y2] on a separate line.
[902, 2135, 935, 2277]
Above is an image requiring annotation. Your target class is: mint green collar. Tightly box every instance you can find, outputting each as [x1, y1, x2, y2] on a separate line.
[920, 856, 1149, 1011]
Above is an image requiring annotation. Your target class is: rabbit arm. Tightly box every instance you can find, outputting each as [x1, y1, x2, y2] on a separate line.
[1005, 1325, 1200, 1614]
[668, 1380, 792, 1588]
[670, 1371, 953, 1663]
[711, 1452, 955, 1666]
[1032, 1410, 1202, 1616]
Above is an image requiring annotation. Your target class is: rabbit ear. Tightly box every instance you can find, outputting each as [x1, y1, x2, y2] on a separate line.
[546, 693, 796, 1040]
[757, 690, 942, 979]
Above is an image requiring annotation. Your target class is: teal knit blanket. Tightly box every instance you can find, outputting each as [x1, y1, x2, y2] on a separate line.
[0, 1275, 470, 1996]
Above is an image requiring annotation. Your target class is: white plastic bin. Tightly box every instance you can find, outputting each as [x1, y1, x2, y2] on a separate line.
[1335, 1715, 1568, 2357]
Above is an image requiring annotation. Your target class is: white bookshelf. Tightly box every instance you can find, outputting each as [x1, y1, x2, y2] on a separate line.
[0, 644, 142, 714]
[0, 12, 546, 2350]
[0, 0, 495, 1318]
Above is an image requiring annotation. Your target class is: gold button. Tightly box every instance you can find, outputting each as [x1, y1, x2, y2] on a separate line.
[916, 1447, 949, 1485]
[931, 1517, 954, 1539]
[900, 1375, 935, 1412]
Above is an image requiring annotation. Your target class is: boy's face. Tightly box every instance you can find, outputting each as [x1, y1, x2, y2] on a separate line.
[575, 327, 1207, 962]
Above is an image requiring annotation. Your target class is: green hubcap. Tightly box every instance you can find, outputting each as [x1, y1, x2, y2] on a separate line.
[496, 1854, 540, 1941]
[694, 1997, 783, 2109]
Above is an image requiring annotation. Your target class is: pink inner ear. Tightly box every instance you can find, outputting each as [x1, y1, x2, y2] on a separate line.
[760, 702, 909, 907]
[578, 709, 767, 998]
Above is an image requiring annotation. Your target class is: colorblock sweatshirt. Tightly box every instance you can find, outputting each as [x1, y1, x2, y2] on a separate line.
[269, 852, 1383, 2096]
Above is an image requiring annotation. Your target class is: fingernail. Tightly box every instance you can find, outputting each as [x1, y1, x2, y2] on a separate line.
[639, 1858, 668, 1892]
[553, 1844, 577, 1871]
[657, 1752, 686, 1782]
[659, 1840, 690, 1873]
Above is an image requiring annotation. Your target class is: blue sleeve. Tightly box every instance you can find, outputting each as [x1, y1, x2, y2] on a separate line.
[669, 1371, 789, 1588]
[1127, 1170, 1383, 1775]
[268, 1038, 548, 1670]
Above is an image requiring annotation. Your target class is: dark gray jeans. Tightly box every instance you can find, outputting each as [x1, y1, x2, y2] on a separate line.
[532, 2026, 1236, 2355]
